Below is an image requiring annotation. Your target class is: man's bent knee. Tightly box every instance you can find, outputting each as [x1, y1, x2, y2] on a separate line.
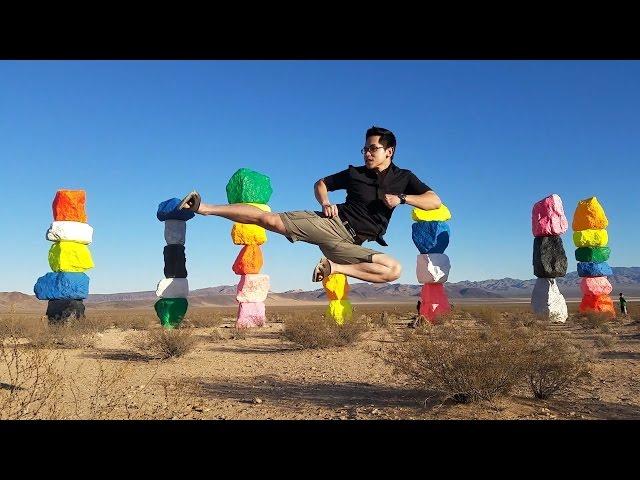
[386, 262, 402, 282]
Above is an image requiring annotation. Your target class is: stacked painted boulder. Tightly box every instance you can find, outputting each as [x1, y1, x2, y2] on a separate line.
[573, 197, 615, 317]
[227, 168, 273, 329]
[323, 274, 352, 325]
[531, 194, 569, 323]
[155, 198, 194, 329]
[411, 204, 452, 323]
[34, 190, 94, 324]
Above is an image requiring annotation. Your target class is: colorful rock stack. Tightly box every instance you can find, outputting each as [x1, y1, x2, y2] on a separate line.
[531, 194, 569, 323]
[155, 198, 194, 329]
[323, 274, 352, 325]
[34, 189, 94, 324]
[411, 203, 452, 323]
[227, 168, 273, 329]
[573, 197, 615, 317]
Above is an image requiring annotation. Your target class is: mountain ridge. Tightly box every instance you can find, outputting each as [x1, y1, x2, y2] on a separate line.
[3, 267, 638, 311]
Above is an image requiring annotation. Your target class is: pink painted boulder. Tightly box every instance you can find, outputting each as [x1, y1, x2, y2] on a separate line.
[419, 283, 451, 323]
[236, 302, 266, 328]
[532, 194, 568, 237]
[236, 274, 270, 303]
[580, 277, 613, 296]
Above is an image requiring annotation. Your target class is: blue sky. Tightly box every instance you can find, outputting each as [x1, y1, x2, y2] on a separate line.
[1, 60, 638, 294]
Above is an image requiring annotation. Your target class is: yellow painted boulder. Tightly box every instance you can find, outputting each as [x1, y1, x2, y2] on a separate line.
[573, 229, 608, 248]
[325, 300, 353, 326]
[231, 223, 267, 245]
[411, 203, 451, 222]
[322, 273, 350, 300]
[48, 241, 94, 272]
[572, 197, 608, 231]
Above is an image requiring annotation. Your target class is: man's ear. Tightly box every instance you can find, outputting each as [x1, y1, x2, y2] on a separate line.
[386, 147, 394, 158]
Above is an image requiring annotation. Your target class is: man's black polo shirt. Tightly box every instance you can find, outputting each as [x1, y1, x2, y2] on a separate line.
[323, 162, 431, 246]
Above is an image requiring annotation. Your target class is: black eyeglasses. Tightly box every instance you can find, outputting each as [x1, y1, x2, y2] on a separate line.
[361, 145, 385, 155]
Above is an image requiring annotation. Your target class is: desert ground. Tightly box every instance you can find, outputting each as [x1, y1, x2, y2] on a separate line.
[1, 301, 639, 420]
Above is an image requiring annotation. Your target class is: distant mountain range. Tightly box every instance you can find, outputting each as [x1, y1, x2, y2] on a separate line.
[2, 267, 639, 311]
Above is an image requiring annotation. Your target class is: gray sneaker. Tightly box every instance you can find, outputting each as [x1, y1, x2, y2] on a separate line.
[179, 190, 201, 212]
[312, 257, 332, 282]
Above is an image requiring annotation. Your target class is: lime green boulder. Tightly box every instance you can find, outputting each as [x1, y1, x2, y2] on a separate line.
[154, 298, 188, 329]
[575, 246, 611, 263]
[226, 168, 273, 204]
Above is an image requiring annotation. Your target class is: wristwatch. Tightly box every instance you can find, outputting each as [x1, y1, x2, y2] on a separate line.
[398, 194, 407, 204]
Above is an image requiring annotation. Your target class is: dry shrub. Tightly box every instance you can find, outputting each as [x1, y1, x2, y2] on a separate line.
[67, 362, 202, 419]
[129, 328, 199, 359]
[230, 327, 247, 340]
[283, 314, 369, 349]
[0, 336, 65, 419]
[523, 332, 590, 400]
[267, 313, 290, 323]
[62, 311, 155, 331]
[385, 323, 527, 403]
[593, 334, 617, 349]
[208, 328, 228, 342]
[472, 306, 502, 326]
[24, 319, 98, 350]
[182, 311, 226, 328]
[371, 311, 394, 329]
[572, 312, 614, 332]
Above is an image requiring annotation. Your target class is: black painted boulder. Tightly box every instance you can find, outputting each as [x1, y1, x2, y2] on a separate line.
[533, 236, 567, 278]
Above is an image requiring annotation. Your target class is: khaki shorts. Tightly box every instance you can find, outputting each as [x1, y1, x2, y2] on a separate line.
[279, 210, 382, 264]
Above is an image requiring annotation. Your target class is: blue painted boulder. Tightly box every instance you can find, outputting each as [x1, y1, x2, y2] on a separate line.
[577, 261, 613, 277]
[411, 221, 450, 254]
[34, 272, 90, 300]
[157, 198, 195, 222]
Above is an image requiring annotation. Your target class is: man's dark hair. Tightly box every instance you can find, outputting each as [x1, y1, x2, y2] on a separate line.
[366, 126, 397, 159]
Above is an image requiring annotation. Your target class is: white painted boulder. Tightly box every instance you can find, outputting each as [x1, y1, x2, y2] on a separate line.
[155, 278, 189, 298]
[416, 253, 450, 284]
[46, 221, 94, 245]
[531, 278, 568, 323]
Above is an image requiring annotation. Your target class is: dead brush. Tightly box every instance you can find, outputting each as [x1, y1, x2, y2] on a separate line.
[24, 318, 98, 350]
[129, 328, 199, 359]
[67, 362, 202, 419]
[283, 313, 369, 349]
[0, 336, 65, 419]
[473, 306, 503, 326]
[229, 327, 249, 340]
[182, 311, 225, 328]
[95, 312, 155, 331]
[522, 331, 590, 400]
[571, 311, 615, 332]
[371, 311, 394, 329]
[384, 323, 528, 403]
[208, 328, 228, 342]
[593, 334, 617, 349]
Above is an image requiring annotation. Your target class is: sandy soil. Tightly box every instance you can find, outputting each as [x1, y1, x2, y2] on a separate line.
[3, 306, 639, 420]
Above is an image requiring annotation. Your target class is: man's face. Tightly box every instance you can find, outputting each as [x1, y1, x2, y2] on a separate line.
[362, 135, 393, 171]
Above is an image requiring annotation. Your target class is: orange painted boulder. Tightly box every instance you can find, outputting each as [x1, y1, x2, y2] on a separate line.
[52, 190, 87, 222]
[579, 294, 616, 317]
[232, 245, 263, 274]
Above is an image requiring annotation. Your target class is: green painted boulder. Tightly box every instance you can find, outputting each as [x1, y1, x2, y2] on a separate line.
[226, 168, 273, 204]
[575, 246, 611, 263]
[154, 298, 188, 329]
